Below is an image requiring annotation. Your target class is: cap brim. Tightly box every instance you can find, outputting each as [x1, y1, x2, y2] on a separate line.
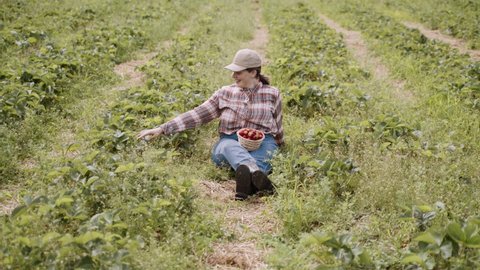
[224, 63, 246, 72]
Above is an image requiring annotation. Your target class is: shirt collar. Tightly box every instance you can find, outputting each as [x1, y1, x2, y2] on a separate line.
[240, 82, 262, 93]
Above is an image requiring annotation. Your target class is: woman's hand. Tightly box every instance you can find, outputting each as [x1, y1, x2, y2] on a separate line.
[136, 127, 165, 141]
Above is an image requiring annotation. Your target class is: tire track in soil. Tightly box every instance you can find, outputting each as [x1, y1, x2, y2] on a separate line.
[403, 21, 480, 61]
[200, 2, 280, 269]
[318, 13, 415, 103]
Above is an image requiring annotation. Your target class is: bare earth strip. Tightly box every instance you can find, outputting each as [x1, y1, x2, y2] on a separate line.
[201, 2, 279, 269]
[199, 180, 279, 269]
[113, 52, 157, 91]
[318, 13, 415, 103]
[403, 21, 480, 61]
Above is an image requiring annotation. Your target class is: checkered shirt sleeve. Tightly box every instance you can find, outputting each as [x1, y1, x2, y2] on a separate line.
[159, 83, 284, 146]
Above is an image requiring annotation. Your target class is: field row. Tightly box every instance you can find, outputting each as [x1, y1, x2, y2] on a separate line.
[1, 0, 256, 268]
[263, 1, 479, 268]
[1, 0, 479, 269]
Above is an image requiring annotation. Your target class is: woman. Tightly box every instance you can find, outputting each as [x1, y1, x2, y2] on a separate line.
[137, 48, 284, 200]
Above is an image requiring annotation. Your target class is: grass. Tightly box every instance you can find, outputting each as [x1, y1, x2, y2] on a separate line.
[260, 0, 480, 267]
[1, 0, 479, 268]
[0, 0, 203, 186]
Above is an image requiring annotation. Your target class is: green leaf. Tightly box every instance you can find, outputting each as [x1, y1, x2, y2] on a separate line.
[358, 250, 372, 265]
[133, 206, 150, 215]
[55, 196, 74, 206]
[86, 176, 99, 186]
[465, 235, 480, 248]
[75, 231, 103, 245]
[447, 222, 466, 243]
[73, 161, 90, 176]
[85, 150, 101, 163]
[18, 214, 35, 226]
[66, 143, 80, 153]
[59, 234, 74, 245]
[115, 163, 135, 173]
[153, 198, 171, 208]
[468, 217, 480, 225]
[58, 246, 75, 257]
[18, 236, 32, 247]
[27, 37, 37, 44]
[414, 232, 437, 244]
[11, 205, 27, 218]
[41, 232, 61, 245]
[112, 222, 129, 230]
[464, 223, 478, 239]
[401, 254, 425, 266]
[301, 231, 332, 246]
[416, 205, 433, 212]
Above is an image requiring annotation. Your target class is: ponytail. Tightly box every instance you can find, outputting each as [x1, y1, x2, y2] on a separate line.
[246, 67, 270, 85]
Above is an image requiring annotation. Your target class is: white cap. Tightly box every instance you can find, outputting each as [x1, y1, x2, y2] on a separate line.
[224, 49, 262, 72]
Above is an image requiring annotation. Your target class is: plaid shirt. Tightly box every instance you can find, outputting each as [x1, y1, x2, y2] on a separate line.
[160, 82, 284, 145]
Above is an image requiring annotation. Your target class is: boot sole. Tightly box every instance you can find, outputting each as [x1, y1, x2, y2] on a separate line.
[235, 165, 253, 200]
[252, 171, 275, 193]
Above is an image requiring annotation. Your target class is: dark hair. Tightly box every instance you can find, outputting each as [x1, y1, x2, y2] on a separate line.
[246, 67, 270, 85]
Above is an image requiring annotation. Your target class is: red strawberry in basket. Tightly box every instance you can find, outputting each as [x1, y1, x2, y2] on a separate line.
[238, 128, 264, 141]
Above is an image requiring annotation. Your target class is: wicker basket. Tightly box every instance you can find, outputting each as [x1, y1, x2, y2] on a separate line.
[237, 128, 265, 151]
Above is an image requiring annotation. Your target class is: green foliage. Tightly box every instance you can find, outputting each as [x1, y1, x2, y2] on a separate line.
[0, 23, 145, 123]
[267, 3, 370, 118]
[400, 202, 446, 231]
[301, 230, 372, 268]
[303, 117, 351, 151]
[2, 0, 479, 268]
[402, 216, 480, 269]
[380, 0, 480, 49]
[325, 0, 480, 109]
[0, 0, 241, 268]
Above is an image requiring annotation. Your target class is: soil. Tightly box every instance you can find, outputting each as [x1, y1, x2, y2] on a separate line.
[113, 52, 157, 91]
[403, 21, 480, 61]
[201, 2, 279, 269]
[318, 13, 415, 103]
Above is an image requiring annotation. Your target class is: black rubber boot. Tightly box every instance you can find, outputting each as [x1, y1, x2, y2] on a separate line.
[235, 165, 253, 201]
[251, 170, 275, 195]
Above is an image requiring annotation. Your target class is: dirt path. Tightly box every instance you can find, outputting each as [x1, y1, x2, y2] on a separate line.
[403, 21, 480, 61]
[201, 2, 279, 269]
[248, 1, 269, 62]
[318, 13, 415, 103]
[113, 52, 157, 91]
[199, 181, 279, 269]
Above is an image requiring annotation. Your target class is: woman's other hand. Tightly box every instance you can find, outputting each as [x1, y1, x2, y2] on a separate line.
[136, 127, 165, 141]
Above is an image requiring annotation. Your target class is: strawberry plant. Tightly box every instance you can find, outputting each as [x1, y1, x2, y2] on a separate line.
[324, 1, 480, 108]
[402, 216, 480, 269]
[301, 230, 372, 268]
[267, 4, 370, 118]
[379, 0, 480, 49]
[303, 117, 351, 151]
[360, 113, 420, 148]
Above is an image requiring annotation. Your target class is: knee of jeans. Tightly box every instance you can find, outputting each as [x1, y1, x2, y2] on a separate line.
[215, 139, 238, 153]
[211, 152, 223, 165]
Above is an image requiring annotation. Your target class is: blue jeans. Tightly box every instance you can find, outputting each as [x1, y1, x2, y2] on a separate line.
[211, 133, 278, 174]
